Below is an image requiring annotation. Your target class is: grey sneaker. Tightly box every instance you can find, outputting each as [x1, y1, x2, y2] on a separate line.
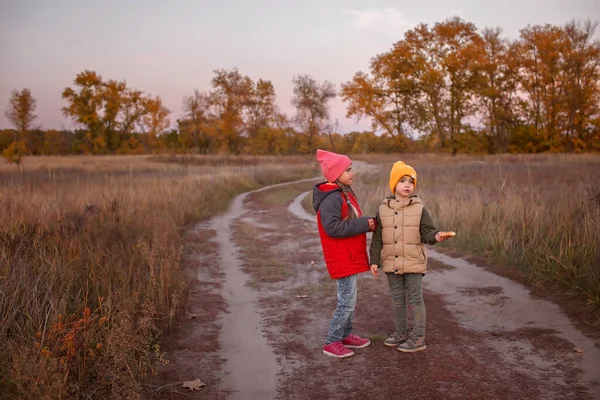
[384, 331, 409, 347]
[397, 333, 426, 353]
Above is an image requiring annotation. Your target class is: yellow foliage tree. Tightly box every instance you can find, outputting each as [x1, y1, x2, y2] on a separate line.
[2, 140, 28, 170]
[4, 88, 37, 150]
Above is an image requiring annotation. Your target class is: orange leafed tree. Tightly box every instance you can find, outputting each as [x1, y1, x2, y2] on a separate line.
[209, 68, 254, 154]
[4, 88, 37, 148]
[62, 70, 171, 154]
[140, 96, 170, 150]
[341, 41, 418, 150]
[474, 27, 519, 153]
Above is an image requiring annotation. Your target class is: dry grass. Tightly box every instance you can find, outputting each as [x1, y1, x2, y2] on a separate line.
[0, 155, 178, 173]
[150, 154, 313, 168]
[0, 155, 316, 399]
[352, 154, 600, 316]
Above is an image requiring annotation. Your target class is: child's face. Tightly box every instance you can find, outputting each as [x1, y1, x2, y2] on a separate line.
[337, 165, 354, 186]
[395, 175, 415, 198]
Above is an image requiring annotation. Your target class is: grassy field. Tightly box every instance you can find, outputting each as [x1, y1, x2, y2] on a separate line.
[352, 154, 600, 320]
[2, 152, 599, 398]
[0, 155, 317, 399]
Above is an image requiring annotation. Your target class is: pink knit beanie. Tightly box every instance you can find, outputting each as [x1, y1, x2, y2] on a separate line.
[316, 149, 352, 182]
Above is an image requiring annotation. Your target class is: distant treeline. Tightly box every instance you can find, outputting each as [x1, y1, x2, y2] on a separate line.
[3, 17, 599, 157]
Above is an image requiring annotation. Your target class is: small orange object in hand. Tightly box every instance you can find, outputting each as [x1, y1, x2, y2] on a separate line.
[436, 231, 456, 242]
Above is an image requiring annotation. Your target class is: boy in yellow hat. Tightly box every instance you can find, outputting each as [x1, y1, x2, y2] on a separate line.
[369, 161, 455, 352]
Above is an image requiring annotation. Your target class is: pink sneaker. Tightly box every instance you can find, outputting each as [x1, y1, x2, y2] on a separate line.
[323, 341, 354, 358]
[342, 334, 371, 349]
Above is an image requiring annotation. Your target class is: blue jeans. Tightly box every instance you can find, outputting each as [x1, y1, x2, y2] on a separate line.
[325, 274, 357, 344]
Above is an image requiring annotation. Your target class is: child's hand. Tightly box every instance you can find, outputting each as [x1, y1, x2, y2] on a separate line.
[436, 231, 456, 242]
[370, 264, 379, 277]
[368, 218, 377, 231]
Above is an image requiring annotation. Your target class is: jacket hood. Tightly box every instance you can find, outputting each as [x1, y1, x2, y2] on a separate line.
[312, 182, 341, 212]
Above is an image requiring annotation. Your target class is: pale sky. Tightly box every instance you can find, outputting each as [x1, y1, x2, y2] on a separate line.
[1, 0, 598, 133]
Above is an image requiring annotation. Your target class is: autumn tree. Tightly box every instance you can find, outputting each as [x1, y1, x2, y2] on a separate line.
[139, 95, 170, 150]
[62, 70, 170, 154]
[503, 22, 597, 152]
[2, 140, 28, 171]
[408, 18, 485, 154]
[343, 18, 486, 154]
[475, 27, 519, 153]
[342, 41, 418, 150]
[115, 87, 145, 151]
[291, 74, 336, 153]
[62, 71, 105, 153]
[244, 79, 279, 154]
[209, 68, 254, 154]
[512, 24, 567, 151]
[561, 20, 600, 151]
[5, 89, 37, 145]
[396, 24, 448, 150]
[179, 70, 284, 154]
[180, 89, 212, 152]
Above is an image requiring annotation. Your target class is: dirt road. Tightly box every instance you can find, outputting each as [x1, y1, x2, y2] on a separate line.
[153, 168, 600, 399]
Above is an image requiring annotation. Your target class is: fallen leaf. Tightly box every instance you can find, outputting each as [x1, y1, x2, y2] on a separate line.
[182, 379, 206, 391]
[296, 295, 308, 299]
[573, 346, 585, 353]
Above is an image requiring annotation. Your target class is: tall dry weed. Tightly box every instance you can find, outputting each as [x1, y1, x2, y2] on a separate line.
[0, 155, 316, 399]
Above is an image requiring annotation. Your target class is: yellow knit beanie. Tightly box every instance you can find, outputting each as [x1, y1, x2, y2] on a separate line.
[389, 161, 417, 193]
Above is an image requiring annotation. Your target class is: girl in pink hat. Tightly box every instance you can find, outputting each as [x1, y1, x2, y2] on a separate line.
[312, 149, 377, 358]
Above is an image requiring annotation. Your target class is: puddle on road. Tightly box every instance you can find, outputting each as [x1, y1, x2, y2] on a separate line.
[426, 250, 600, 396]
[210, 179, 318, 400]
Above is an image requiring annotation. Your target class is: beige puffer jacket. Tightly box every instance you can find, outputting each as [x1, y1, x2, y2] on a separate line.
[378, 196, 428, 274]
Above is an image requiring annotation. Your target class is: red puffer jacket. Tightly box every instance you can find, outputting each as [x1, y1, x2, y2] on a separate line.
[312, 182, 370, 279]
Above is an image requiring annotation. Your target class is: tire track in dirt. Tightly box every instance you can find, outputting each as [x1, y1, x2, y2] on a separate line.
[425, 250, 600, 398]
[212, 178, 321, 400]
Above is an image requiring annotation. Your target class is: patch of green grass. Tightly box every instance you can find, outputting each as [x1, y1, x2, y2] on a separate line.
[232, 221, 294, 289]
[252, 182, 318, 207]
